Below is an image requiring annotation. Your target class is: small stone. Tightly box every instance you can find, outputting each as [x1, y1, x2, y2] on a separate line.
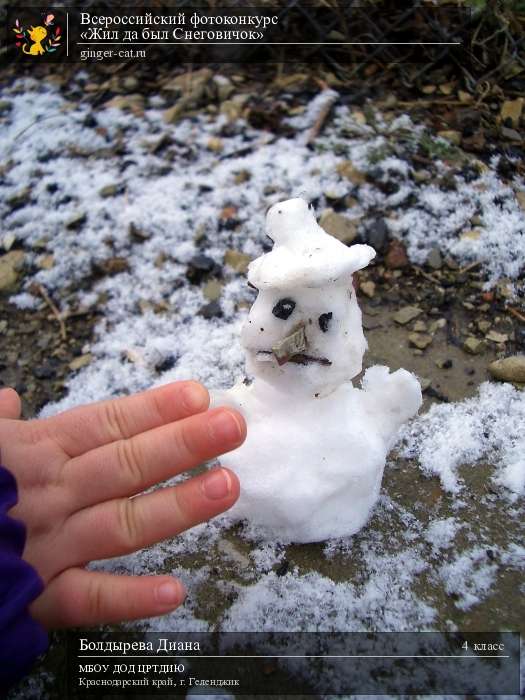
[437, 130, 461, 146]
[459, 219, 481, 239]
[501, 126, 522, 142]
[104, 94, 145, 113]
[99, 183, 123, 198]
[33, 363, 56, 380]
[233, 170, 251, 185]
[385, 239, 408, 269]
[198, 300, 223, 319]
[477, 320, 491, 333]
[319, 210, 358, 245]
[38, 255, 54, 270]
[122, 75, 139, 92]
[203, 279, 223, 302]
[463, 336, 485, 354]
[0, 250, 25, 291]
[436, 359, 453, 369]
[359, 280, 376, 298]
[207, 137, 223, 153]
[186, 254, 216, 284]
[394, 305, 423, 325]
[129, 222, 150, 242]
[515, 191, 525, 210]
[366, 218, 388, 252]
[7, 188, 31, 210]
[0, 320, 7, 334]
[429, 318, 446, 333]
[500, 98, 523, 128]
[69, 354, 93, 371]
[444, 255, 459, 270]
[486, 330, 508, 343]
[0, 100, 12, 114]
[94, 257, 129, 276]
[488, 355, 525, 383]
[2, 234, 16, 252]
[426, 248, 442, 270]
[213, 75, 234, 101]
[413, 320, 427, 332]
[419, 377, 432, 391]
[66, 212, 87, 230]
[224, 249, 251, 274]
[336, 161, 366, 185]
[408, 332, 433, 350]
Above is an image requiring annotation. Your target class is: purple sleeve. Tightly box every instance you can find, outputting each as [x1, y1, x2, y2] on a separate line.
[0, 465, 49, 692]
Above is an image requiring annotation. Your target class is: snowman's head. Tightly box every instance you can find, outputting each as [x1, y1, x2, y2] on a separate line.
[242, 198, 375, 396]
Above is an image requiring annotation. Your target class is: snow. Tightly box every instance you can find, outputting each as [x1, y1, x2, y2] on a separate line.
[438, 547, 498, 611]
[398, 381, 525, 499]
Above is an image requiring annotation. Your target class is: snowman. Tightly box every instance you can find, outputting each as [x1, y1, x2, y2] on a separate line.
[214, 198, 422, 543]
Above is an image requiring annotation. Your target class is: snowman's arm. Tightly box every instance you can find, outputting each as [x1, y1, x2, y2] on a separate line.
[360, 365, 422, 446]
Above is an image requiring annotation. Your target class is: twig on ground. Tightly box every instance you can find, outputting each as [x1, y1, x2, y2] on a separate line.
[459, 261, 481, 274]
[32, 283, 67, 340]
[305, 85, 338, 145]
[507, 306, 525, 323]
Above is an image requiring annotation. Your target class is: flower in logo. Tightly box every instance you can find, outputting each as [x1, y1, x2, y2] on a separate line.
[13, 13, 62, 56]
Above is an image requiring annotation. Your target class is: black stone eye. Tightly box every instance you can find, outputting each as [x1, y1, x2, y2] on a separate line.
[272, 298, 296, 320]
[318, 312, 333, 332]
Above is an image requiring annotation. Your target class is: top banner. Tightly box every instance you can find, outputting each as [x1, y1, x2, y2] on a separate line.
[4, 3, 472, 65]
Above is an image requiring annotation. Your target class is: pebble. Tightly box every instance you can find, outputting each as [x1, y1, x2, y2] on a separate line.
[385, 239, 408, 269]
[66, 212, 87, 230]
[99, 183, 123, 198]
[413, 320, 427, 332]
[336, 161, 366, 185]
[436, 359, 453, 369]
[477, 320, 491, 333]
[198, 300, 223, 319]
[7, 188, 31, 210]
[2, 234, 16, 252]
[0, 251, 25, 291]
[359, 280, 376, 299]
[485, 330, 508, 343]
[408, 332, 433, 350]
[426, 248, 442, 270]
[0, 100, 12, 114]
[419, 377, 432, 391]
[463, 336, 485, 354]
[129, 222, 151, 242]
[207, 137, 224, 153]
[319, 210, 358, 245]
[224, 249, 251, 273]
[394, 305, 423, 325]
[69, 354, 93, 371]
[488, 355, 525, 383]
[203, 279, 223, 302]
[366, 218, 388, 252]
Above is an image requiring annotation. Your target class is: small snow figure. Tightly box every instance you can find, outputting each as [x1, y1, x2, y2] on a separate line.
[214, 198, 422, 543]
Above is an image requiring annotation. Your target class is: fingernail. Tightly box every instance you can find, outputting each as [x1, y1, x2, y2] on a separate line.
[156, 580, 185, 606]
[181, 382, 208, 413]
[202, 468, 232, 500]
[208, 410, 243, 444]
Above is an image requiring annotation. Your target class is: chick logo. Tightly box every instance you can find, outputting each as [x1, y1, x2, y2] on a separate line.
[12, 13, 62, 56]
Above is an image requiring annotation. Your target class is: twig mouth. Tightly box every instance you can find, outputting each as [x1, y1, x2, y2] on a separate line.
[256, 350, 331, 366]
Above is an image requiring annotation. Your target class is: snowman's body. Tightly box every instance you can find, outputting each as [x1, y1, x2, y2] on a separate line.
[214, 198, 422, 543]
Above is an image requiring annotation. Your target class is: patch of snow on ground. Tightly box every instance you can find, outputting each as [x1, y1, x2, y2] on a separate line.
[438, 547, 498, 611]
[398, 382, 525, 499]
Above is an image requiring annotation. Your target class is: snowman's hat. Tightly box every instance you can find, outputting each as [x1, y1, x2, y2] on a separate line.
[248, 198, 375, 290]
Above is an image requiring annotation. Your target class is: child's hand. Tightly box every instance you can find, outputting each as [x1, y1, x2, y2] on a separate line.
[0, 382, 245, 629]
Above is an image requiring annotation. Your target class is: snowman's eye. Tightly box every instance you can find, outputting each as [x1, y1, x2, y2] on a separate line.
[272, 298, 296, 320]
[318, 312, 333, 332]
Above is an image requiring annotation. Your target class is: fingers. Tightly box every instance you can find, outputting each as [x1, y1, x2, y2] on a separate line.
[50, 381, 210, 457]
[31, 568, 186, 628]
[0, 387, 21, 420]
[66, 407, 246, 509]
[62, 467, 240, 565]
